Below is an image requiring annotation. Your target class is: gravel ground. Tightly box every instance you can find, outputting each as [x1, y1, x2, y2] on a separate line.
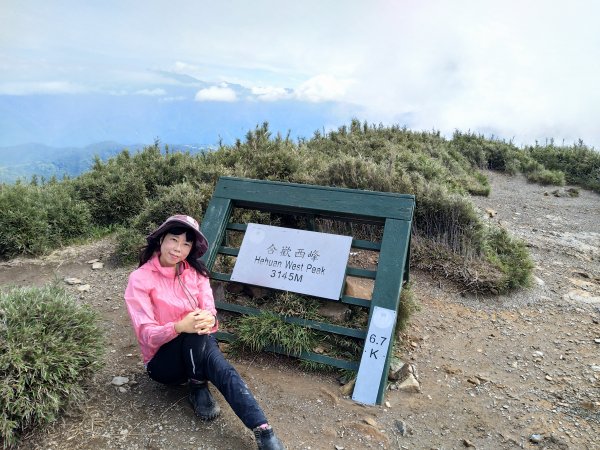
[2, 170, 599, 450]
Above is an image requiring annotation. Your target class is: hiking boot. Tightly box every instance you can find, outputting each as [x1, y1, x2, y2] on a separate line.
[253, 425, 285, 450]
[188, 381, 220, 420]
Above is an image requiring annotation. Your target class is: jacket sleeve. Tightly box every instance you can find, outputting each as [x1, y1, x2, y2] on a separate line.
[196, 273, 219, 332]
[124, 272, 179, 358]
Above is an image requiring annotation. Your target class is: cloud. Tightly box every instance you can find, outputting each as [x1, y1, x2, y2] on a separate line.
[295, 74, 353, 102]
[0, 81, 87, 95]
[194, 86, 237, 102]
[134, 88, 167, 96]
[250, 86, 292, 101]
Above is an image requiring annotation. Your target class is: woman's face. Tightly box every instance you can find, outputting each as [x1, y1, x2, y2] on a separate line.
[158, 232, 193, 267]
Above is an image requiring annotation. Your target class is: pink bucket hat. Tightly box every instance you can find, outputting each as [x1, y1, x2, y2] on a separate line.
[147, 214, 209, 258]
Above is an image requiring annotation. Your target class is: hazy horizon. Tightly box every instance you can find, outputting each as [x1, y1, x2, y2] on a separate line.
[1, 1, 599, 150]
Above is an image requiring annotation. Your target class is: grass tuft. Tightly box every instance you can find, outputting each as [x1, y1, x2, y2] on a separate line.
[0, 284, 104, 448]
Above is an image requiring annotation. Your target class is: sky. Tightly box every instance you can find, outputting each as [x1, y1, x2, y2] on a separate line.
[1, 0, 599, 149]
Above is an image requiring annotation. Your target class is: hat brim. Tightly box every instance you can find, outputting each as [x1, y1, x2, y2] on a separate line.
[147, 217, 209, 258]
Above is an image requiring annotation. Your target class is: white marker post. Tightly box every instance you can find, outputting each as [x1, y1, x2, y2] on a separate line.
[231, 223, 352, 300]
[352, 306, 397, 405]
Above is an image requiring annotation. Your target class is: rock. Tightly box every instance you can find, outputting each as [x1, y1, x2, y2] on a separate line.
[389, 359, 408, 381]
[86, 259, 100, 264]
[210, 281, 226, 302]
[485, 208, 497, 218]
[318, 301, 351, 322]
[243, 285, 271, 299]
[225, 282, 245, 294]
[594, 339, 600, 344]
[389, 360, 418, 383]
[77, 284, 91, 292]
[529, 434, 542, 443]
[591, 365, 600, 372]
[362, 417, 379, 428]
[91, 262, 104, 270]
[394, 419, 408, 436]
[396, 373, 420, 393]
[564, 290, 600, 304]
[339, 378, 355, 396]
[463, 438, 476, 448]
[533, 276, 545, 286]
[334, 445, 345, 450]
[111, 376, 129, 386]
[344, 277, 372, 299]
[385, 401, 391, 408]
[533, 351, 544, 358]
[64, 277, 82, 285]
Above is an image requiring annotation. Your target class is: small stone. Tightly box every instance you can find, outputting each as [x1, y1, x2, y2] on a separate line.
[463, 438, 476, 448]
[467, 377, 481, 386]
[394, 419, 408, 436]
[86, 259, 100, 264]
[385, 401, 391, 408]
[363, 417, 378, 428]
[118, 386, 127, 393]
[334, 446, 345, 450]
[91, 262, 104, 270]
[545, 375, 553, 381]
[339, 378, 355, 396]
[111, 376, 129, 386]
[532, 351, 544, 358]
[594, 339, 600, 344]
[396, 373, 420, 393]
[530, 434, 542, 443]
[77, 284, 91, 292]
[63, 277, 82, 285]
[591, 365, 600, 372]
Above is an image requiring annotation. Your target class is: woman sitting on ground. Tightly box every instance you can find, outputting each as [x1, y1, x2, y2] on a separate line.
[124, 214, 285, 450]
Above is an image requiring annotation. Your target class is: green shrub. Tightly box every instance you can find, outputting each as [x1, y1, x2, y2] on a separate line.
[397, 283, 419, 331]
[482, 226, 533, 292]
[72, 152, 148, 226]
[114, 226, 146, 265]
[0, 285, 104, 447]
[526, 169, 566, 186]
[0, 184, 51, 257]
[0, 182, 91, 258]
[527, 143, 600, 193]
[130, 182, 212, 236]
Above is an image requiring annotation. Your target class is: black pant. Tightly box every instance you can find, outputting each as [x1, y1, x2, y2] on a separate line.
[147, 333, 267, 429]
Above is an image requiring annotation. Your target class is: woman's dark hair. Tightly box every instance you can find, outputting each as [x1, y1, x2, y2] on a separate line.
[139, 225, 209, 276]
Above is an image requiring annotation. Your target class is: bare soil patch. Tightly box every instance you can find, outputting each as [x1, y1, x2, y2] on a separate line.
[2, 170, 599, 450]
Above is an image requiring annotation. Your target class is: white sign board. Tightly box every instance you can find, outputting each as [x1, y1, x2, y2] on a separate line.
[352, 306, 397, 405]
[230, 223, 352, 300]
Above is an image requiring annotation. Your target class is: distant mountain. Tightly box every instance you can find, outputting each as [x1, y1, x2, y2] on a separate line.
[0, 141, 146, 183]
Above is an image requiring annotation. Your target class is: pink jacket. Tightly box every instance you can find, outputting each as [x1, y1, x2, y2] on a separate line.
[124, 254, 218, 364]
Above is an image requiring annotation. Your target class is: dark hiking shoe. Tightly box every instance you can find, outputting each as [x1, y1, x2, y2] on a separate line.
[188, 381, 220, 420]
[253, 425, 285, 450]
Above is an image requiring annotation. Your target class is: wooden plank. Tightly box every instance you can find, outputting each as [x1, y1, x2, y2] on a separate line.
[200, 197, 232, 270]
[216, 301, 367, 339]
[215, 331, 359, 370]
[351, 238, 381, 251]
[214, 177, 414, 222]
[218, 246, 239, 256]
[346, 267, 377, 279]
[340, 295, 371, 308]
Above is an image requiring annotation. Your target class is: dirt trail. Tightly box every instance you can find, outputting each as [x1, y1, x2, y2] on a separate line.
[2, 170, 599, 450]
